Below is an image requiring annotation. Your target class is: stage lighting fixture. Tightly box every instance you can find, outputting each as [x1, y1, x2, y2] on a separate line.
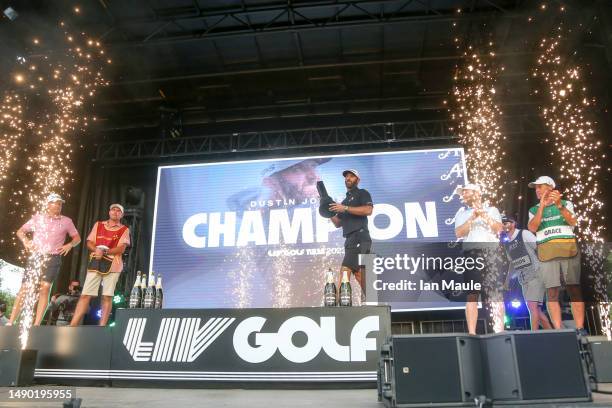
[95, 309, 102, 319]
[499, 231, 511, 243]
[3, 6, 18, 20]
[158, 104, 183, 139]
[109, 322, 116, 327]
[510, 299, 522, 309]
[124, 186, 144, 206]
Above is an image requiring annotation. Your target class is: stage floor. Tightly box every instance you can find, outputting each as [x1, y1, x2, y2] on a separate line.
[1, 385, 612, 407]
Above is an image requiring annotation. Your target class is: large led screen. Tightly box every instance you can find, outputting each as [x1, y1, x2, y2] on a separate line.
[151, 148, 467, 310]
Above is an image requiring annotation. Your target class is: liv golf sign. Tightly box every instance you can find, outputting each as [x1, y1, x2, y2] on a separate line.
[112, 307, 391, 383]
[122, 315, 379, 364]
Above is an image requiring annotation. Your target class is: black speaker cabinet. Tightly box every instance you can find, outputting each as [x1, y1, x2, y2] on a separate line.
[482, 330, 591, 404]
[379, 334, 484, 407]
[0, 349, 38, 387]
[379, 330, 591, 407]
[585, 336, 612, 383]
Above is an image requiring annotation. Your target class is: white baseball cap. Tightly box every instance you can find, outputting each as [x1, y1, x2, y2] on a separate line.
[109, 203, 124, 213]
[528, 176, 555, 189]
[456, 183, 482, 194]
[46, 193, 65, 203]
[342, 169, 360, 179]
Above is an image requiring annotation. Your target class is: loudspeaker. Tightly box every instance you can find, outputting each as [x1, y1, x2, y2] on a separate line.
[0, 349, 38, 386]
[482, 330, 591, 404]
[379, 334, 484, 407]
[379, 331, 591, 407]
[585, 337, 612, 383]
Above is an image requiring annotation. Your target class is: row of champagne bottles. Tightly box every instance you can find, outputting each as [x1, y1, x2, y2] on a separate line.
[127, 269, 349, 309]
[129, 271, 163, 309]
[323, 268, 353, 307]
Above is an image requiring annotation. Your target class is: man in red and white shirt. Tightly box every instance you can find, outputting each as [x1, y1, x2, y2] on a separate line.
[71, 203, 130, 326]
[9, 193, 81, 326]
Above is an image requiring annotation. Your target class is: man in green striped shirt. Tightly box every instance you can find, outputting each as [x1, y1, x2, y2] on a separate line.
[527, 176, 584, 334]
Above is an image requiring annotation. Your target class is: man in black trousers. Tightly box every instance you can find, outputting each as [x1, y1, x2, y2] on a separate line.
[330, 169, 374, 299]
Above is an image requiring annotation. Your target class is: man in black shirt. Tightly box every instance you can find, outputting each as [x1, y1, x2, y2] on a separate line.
[330, 169, 374, 296]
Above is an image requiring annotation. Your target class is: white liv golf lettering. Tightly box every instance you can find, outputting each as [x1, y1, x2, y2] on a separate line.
[123, 317, 236, 362]
[233, 315, 380, 363]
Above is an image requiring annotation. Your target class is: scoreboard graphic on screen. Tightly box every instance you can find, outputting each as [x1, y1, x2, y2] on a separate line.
[151, 148, 467, 310]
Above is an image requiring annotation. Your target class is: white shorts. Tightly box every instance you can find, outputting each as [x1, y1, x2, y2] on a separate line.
[82, 272, 120, 297]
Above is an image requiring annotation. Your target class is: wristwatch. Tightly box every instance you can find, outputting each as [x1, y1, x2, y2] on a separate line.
[344, 205, 349, 213]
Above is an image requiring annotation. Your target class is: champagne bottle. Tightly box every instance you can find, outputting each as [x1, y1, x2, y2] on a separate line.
[339, 269, 352, 307]
[129, 271, 142, 308]
[323, 268, 337, 307]
[154, 274, 163, 309]
[139, 272, 147, 308]
[143, 271, 156, 308]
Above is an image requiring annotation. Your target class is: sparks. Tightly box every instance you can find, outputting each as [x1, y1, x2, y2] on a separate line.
[449, 40, 508, 333]
[450, 42, 507, 207]
[0, 92, 24, 197]
[229, 246, 255, 308]
[533, 28, 610, 339]
[8, 23, 111, 349]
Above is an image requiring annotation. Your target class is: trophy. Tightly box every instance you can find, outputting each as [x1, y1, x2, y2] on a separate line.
[317, 181, 336, 218]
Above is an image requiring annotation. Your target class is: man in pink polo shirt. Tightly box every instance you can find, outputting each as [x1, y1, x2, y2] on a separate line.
[9, 193, 81, 326]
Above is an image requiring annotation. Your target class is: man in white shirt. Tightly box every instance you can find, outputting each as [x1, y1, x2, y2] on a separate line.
[454, 183, 503, 335]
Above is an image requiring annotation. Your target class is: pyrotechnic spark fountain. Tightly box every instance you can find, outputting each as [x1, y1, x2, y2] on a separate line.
[449, 41, 507, 207]
[0, 92, 24, 198]
[272, 243, 294, 308]
[228, 246, 255, 308]
[482, 247, 507, 333]
[25, 29, 109, 212]
[9, 22, 110, 349]
[18, 254, 44, 348]
[532, 25, 610, 338]
[449, 40, 507, 333]
[299, 249, 349, 307]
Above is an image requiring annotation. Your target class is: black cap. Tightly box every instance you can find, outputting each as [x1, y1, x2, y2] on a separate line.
[502, 215, 516, 224]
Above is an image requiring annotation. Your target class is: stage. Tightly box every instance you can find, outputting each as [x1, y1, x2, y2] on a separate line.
[1, 385, 612, 408]
[0, 306, 391, 387]
[2, 306, 612, 407]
